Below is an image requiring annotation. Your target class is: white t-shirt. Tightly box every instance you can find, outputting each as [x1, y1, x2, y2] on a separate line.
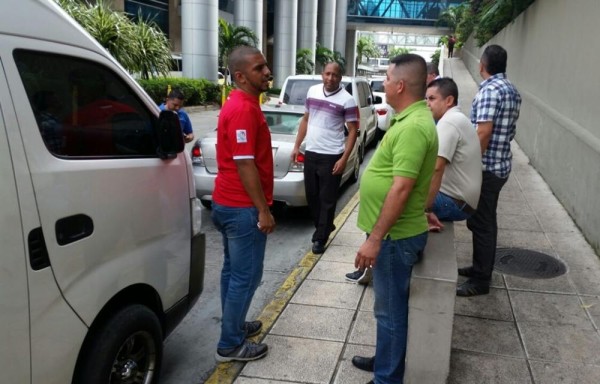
[304, 84, 358, 155]
[437, 106, 482, 208]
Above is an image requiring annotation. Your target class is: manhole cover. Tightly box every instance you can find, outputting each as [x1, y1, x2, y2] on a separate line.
[494, 248, 567, 279]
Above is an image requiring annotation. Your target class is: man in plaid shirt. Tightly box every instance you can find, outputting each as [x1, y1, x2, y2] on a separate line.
[457, 44, 522, 296]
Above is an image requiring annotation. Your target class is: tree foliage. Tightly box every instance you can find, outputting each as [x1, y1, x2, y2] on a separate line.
[388, 46, 414, 58]
[218, 18, 258, 70]
[56, 0, 172, 79]
[315, 44, 346, 74]
[296, 48, 314, 74]
[355, 36, 379, 71]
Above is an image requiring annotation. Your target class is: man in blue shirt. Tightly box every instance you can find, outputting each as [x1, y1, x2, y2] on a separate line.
[457, 44, 522, 296]
[159, 88, 195, 143]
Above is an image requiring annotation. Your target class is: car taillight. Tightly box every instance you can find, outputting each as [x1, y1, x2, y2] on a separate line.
[191, 144, 204, 165]
[192, 145, 201, 158]
[289, 153, 304, 172]
[376, 108, 388, 116]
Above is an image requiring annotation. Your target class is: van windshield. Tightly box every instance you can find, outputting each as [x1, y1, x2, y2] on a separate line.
[282, 79, 348, 105]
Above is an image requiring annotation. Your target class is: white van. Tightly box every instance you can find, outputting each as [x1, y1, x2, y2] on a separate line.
[278, 74, 381, 163]
[0, 1, 205, 383]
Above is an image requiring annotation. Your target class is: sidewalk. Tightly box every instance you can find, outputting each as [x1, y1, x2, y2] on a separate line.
[208, 57, 600, 384]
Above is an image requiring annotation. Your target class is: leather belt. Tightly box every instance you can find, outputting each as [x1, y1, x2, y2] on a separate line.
[450, 197, 477, 216]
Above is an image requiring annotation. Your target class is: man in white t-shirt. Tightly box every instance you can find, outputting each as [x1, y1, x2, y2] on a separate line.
[291, 62, 359, 254]
[424, 77, 482, 231]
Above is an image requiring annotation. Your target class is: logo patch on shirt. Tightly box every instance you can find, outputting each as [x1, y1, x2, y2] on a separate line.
[236, 129, 247, 143]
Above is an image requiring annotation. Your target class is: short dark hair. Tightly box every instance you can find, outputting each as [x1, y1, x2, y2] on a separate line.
[167, 88, 185, 100]
[427, 77, 459, 106]
[427, 62, 439, 76]
[229, 45, 262, 78]
[389, 53, 427, 97]
[481, 44, 507, 75]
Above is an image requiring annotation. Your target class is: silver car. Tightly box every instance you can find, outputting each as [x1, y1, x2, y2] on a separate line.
[191, 105, 360, 208]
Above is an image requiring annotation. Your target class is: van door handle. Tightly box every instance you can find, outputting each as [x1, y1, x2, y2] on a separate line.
[55, 214, 94, 246]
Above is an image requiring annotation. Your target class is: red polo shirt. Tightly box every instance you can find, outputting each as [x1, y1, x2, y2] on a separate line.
[212, 90, 274, 207]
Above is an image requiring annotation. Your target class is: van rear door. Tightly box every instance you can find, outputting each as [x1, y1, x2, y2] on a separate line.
[0, 57, 31, 384]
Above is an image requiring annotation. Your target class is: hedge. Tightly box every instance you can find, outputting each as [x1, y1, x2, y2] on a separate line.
[138, 77, 221, 106]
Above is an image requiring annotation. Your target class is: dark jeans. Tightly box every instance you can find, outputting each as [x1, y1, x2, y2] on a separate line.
[303, 151, 343, 243]
[466, 171, 508, 283]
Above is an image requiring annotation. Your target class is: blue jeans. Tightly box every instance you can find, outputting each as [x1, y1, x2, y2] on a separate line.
[211, 203, 267, 349]
[372, 232, 428, 384]
[432, 192, 471, 222]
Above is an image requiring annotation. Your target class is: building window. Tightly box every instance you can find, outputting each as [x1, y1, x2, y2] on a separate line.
[125, 0, 169, 36]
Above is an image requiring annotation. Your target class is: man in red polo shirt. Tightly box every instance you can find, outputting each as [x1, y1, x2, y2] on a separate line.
[211, 45, 275, 363]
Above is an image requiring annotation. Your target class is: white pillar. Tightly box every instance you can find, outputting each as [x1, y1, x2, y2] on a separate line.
[181, 0, 218, 80]
[273, 0, 298, 88]
[346, 29, 356, 76]
[234, 0, 263, 51]
[297, 0, 317, 73]
[318, 0, 336, 50]
[334, 0, 348, 56]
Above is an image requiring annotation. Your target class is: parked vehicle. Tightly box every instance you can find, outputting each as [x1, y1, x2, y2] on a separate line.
[369, 77, 394, 133]
[278, 74, 380, 162]
[0, 1, 205, 383]
[192, 105, 360, 208]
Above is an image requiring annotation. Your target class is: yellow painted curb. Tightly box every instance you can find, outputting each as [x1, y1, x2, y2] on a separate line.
[203, 191, 361, 384]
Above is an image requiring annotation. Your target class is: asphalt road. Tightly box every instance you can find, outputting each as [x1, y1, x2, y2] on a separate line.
[159, 107, 375, 383]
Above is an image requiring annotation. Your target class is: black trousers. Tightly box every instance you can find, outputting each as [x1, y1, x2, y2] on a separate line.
[303, 151, 343, 243]
[466, 171, 508, 283]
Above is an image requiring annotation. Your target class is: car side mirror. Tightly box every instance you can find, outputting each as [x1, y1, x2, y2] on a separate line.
[374, 95, 382, 104]
[156, 110, 184, 159]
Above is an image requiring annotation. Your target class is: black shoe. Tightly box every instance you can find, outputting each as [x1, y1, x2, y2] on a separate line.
[352, 355, 375, 372]
[366, 381, 374, 384]
[458, 266, 475, 277]
[345, 268, 372, 285]
[312, 241, 325, 254]
[456, 279, 490, 297]
[244, 320, 262, 337]
[215, 340, 268, 362]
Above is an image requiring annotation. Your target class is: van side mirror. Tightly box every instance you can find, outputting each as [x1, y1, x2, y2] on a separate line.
[374, 95, 382, 104]
[156, 110, 184, 159]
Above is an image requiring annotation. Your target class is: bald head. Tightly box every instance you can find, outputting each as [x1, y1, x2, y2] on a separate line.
[229, 45, 262, 83]
[389, 54, 427, 99]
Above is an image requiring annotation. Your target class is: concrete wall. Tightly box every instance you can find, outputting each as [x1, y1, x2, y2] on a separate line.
[460, 0, 600, 253]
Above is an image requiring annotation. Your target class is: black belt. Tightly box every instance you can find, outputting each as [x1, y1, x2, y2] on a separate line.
[450, 197, 477, 215]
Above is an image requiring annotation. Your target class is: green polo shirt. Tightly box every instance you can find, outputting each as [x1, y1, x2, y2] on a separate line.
[357, 100, 438, 240]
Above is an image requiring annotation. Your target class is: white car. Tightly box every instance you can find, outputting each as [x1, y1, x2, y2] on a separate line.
[369, 77, 394, 133]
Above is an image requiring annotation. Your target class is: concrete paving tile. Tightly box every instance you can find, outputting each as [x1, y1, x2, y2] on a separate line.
[519, 323, 600, 364]
[529, 361, 600, 384]
[447, 350, 531, 384]
[347, 310, 376, 346]
[546, 232, 600, 270]
[454, 223, 471, 243]
[320, 244, 357, 264]
[269, 303, 355, 342]
[338, 214, 362, 234]
[290, 280, 363, 309]
[454, 287, 514, 322]
[330, 231, 365, 247]
[498, 188, 528, 203]
[239, 335, 343, 383]
[236, 378, 293, 384]
[451, 315, 524, 357]
[567, 264, 600, 296]
[497, 229, 552, 249]
[359, 285, 374, 311]
[504, 273, 575, 294]
[580, 296, 600, 330]
[333, 344, 375, 384]
[308, 260, 359, 283]
[509, 291, 592, 328]
[536, 209, 580, 233]
[497, 213, 542, 232]
[496, 200, 533, 216]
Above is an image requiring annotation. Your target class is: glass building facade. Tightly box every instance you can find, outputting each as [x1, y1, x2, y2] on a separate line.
[124, 0, 169, 34]
[348, 0, 464, 25]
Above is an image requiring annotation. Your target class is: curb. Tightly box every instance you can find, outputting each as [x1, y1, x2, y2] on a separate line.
[204, 190, 361, 384]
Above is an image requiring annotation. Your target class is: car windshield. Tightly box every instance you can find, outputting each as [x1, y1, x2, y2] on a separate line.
[264, 111, 303, 135]
[371, 80, 385, 92]
[282, 79, 349, 105]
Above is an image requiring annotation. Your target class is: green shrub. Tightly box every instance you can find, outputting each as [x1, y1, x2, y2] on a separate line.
[137, 77, 220, 106]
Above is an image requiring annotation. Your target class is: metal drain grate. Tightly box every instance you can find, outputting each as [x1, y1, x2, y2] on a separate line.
[494, 248, 567, 279]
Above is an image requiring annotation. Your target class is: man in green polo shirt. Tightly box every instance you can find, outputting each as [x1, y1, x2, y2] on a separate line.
[351, 54, 438, 384]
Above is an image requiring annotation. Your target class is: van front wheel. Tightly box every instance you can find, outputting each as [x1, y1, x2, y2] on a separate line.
[73, 305, 163, 384]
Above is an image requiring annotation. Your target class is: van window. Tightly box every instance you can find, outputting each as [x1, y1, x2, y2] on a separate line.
[14, 49, 156, 157]
[357, 82, 370, 107]
[370, 80, 385, 93]
[282, 79, 322, 105]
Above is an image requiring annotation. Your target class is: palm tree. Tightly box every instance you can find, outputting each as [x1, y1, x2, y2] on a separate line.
[296, 48, 314, 74]
[315, 43, 334, 68]
[355, 36, 379, 72]
[388, 46, 414, 58]
[218, 18, 258, 70]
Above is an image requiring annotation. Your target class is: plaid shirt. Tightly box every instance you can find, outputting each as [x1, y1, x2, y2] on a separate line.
[471, 73, 521, 178]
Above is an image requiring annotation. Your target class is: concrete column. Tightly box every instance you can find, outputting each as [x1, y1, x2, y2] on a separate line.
[297, 0, 317, 73]
[334, 0, 347, 56]
[345, 29, 356, 76]
[234, 0, 263, 51]
[273, 0, 298, 88]
[181, 0, 218, 81]
[318, 0, 336, 50]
